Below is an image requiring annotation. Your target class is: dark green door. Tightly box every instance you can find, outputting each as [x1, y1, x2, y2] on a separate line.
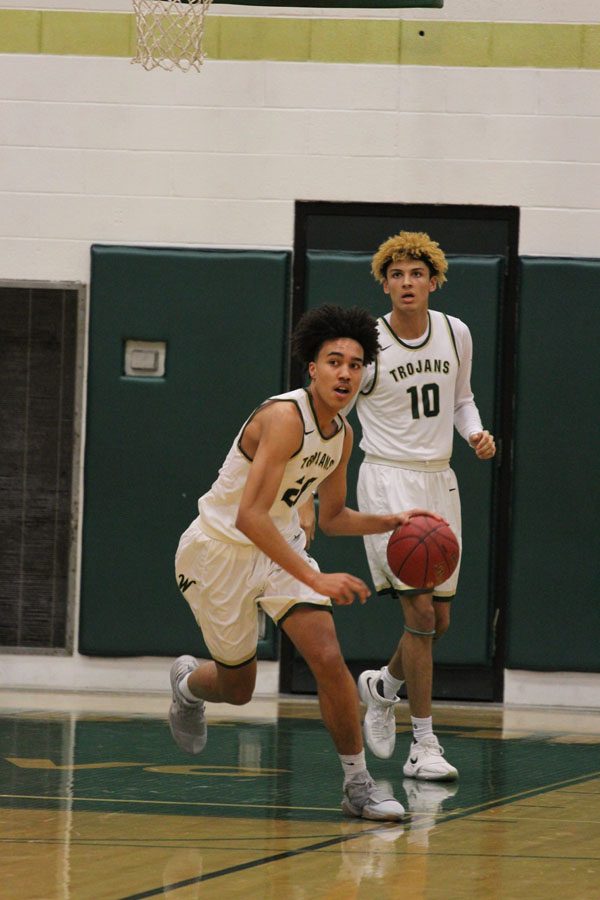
[283, 202, 518, 700]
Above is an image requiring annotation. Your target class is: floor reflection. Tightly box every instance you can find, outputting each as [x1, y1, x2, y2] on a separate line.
[0, 694, 599, 899]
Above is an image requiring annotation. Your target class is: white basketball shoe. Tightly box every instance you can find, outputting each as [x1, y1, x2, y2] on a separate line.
[358, 669, 401, 759]
[168, 655, 207, 755]
[403, 734, 458, 781]
[342, 772, 405, 821]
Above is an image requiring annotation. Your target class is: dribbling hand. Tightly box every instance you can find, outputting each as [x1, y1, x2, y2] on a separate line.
[383, 509, 447, 532]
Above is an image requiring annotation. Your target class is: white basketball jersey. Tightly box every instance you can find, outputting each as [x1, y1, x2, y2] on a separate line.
[198, 387, 345, 544]
[356, 310, 464, 462]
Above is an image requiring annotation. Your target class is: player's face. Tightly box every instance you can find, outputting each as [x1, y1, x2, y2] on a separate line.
[383, 257, 437, 314]
[308, 338, 364, 411]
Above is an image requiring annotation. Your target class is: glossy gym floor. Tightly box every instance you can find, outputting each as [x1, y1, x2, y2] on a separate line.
[0, 690, 599, 899]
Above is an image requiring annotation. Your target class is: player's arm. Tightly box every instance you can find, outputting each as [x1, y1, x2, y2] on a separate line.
[452, 320, 496, 460]
[235, 404, 369, 605]
[317, 422, 434, 536]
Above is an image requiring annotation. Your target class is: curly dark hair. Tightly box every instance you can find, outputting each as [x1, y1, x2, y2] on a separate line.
[291, 305, 379, 367]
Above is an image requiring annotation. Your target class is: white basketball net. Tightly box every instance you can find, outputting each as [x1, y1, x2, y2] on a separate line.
[131, 0, 213, 73]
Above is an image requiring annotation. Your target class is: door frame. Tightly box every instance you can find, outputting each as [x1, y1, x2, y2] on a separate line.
[281, 201, 520, 702]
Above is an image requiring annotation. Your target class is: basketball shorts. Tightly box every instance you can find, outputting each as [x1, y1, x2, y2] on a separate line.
[357, 461, 462, 598]
[174, 517, 332, 667]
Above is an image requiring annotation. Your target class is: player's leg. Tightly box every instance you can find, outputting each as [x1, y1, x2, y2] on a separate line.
[429, 467, 459, 639]
[355, 462, 414, 758]
[168, 654, 257, 754]
[281, 605, 404, 821]
[185, 657, 256, 705]
[398, 591, 435, 717]
[281, 606, 361, 754]
[399, 590, 457, 780]
[397, 468, 459, 779]
[169, 525, 263, 754]
[433, 597, 451, 640]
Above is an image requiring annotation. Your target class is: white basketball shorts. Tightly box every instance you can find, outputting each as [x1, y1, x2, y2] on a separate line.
[174, 517, 332, 667]
[357, 461, 462, 598]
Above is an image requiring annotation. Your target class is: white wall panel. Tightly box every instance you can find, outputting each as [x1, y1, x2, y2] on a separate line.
[0, 237, 91, 280]
[0, 55, 266, 107]
[307, 110, 398, 156]
[0, 16, 598, 274]
[538, 69, 600, 117]
[1, 194, 291, 244]
[0, 147, 85, 192]
[265, 62, 399, 110]
[520, 208, 600, 257]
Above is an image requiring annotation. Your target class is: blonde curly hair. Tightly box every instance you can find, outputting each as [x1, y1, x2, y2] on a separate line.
[371, 231, 448, 288]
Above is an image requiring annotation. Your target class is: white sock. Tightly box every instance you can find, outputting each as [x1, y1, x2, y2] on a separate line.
[340, 751, 367, 782]
[380, 666, 404, 700]
[411, 716, 434, 744]
[178, 673, 201, 704]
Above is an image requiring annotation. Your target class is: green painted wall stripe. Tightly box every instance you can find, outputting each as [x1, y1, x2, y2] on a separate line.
[0, 10, 598, 69]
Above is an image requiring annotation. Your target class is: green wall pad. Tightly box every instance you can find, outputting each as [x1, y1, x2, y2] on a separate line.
[80, 246, 290, 658]
[507, 258, 600, 671]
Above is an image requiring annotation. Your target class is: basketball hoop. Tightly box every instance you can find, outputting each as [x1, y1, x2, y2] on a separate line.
[131, 0, 213, 73]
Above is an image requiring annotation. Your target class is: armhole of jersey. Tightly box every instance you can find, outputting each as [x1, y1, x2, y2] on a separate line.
[361, 354, 378, 396]
[237, 399, 305, 461]
[443, 314, 461, 367]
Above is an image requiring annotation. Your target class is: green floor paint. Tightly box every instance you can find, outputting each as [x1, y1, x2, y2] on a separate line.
[1, 713, 598, 823]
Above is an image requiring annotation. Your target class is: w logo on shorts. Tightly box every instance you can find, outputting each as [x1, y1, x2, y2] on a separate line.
[177, 573, 196, 593]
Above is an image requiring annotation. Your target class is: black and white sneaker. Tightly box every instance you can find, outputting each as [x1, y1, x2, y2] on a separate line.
[358, 668, 400, 759]
[403, 735, 458, 781]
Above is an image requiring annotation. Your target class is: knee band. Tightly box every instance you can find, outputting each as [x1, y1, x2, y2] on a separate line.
[404, 624, 436, 637]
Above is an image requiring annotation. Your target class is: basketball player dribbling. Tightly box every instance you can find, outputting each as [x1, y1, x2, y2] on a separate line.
[169, 304, 435, 821]
[346, 232, 496, 782]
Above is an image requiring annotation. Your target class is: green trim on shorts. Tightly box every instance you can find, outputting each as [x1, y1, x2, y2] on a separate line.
[213, 652, 257, 669]
[377, 585, 434, 598]
[276, 601, 333, 629]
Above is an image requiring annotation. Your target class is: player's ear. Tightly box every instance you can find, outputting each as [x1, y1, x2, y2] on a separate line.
[308, 360, 317, 380]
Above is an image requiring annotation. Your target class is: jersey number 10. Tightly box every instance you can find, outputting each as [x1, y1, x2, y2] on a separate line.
[407, 383, 440, 419]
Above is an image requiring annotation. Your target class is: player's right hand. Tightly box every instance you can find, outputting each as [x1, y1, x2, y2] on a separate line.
[313, 572, 371, 606]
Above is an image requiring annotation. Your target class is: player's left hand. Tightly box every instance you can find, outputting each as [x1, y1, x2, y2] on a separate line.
[469, 430, 496, 460]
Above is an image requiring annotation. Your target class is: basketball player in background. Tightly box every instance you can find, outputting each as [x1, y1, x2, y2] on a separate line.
[339, 232, 494, 782]
[169, 305, 434, 821]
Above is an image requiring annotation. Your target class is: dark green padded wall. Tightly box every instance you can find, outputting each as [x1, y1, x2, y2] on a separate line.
[507, 259, 600, 670]
[80, 247, 290, 657]
[304, 252, 501, 667]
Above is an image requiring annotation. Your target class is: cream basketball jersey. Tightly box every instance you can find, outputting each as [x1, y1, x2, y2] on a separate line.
[355, 310, 482, 463]
[198, 387, 345, 544]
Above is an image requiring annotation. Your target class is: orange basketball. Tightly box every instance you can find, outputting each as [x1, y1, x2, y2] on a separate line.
[386, 514, 460, 589]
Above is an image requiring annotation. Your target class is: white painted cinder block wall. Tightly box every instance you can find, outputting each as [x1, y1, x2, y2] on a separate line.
[1, 0, 599, 705]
